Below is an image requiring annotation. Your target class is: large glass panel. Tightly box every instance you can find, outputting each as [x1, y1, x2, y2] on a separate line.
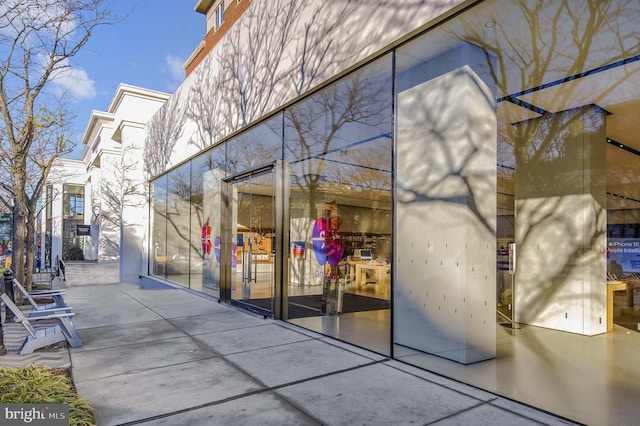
[189, 146, 226, 297]
[150, 175, 167, 278]
[226, 114, 283, 176]
[165, 163, 192, 286]
[285, 54, 393, 355]
[392, 0, 640, 424]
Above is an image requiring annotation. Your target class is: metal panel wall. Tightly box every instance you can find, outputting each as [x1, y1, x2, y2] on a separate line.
[395, 44, 497, 364]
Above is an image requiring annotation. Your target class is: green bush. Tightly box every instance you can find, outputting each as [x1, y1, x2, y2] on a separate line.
[0, 366, 95, 426]
[64, 246, 84, 260]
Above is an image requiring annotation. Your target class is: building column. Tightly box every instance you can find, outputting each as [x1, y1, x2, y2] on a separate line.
[395, 44, 497, 364]
[514, 105, 607, 335]
[119, 124, 147, 282]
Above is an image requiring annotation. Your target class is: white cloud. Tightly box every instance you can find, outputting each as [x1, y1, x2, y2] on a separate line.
[165, 54, 185, 90]
[1, 1, 79, 43]
[166, 54, 184, 80]
[49, 60, 97, 101]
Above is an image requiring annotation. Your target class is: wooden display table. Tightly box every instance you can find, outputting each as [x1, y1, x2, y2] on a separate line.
[355, 263, 390, 294]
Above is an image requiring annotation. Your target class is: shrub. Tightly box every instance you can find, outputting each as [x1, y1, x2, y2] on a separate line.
[64, 246, 84, 260]
[0, 366, 95, 426]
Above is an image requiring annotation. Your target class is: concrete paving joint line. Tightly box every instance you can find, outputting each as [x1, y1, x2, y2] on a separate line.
[136, 296, 580, 425]
[113, 359, 389, 426]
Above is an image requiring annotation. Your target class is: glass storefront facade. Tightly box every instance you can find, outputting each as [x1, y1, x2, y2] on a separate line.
[146, 1, 640, 422]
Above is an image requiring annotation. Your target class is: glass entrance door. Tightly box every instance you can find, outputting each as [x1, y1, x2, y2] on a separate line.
[222, 168, 276, 314]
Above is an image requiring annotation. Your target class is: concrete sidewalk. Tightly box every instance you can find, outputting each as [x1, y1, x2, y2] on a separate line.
[56, 262, 577, 425]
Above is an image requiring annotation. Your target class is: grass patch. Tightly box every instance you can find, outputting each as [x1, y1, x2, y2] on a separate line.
[0, 366, 95, 426]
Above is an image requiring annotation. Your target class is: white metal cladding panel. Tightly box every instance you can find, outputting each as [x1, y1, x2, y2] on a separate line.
[395, 44, 496, 364]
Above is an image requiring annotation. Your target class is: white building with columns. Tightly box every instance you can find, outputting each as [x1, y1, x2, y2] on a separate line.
[42, 84, 169, 282]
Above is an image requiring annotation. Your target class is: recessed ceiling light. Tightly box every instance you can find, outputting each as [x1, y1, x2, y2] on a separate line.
[485, 21, 496, 28]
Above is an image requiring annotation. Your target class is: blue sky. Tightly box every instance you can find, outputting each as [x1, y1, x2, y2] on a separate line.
[61, 1, 204, 158]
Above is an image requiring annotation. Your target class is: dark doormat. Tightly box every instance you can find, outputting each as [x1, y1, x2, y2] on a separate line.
[247, 293, 390, 319]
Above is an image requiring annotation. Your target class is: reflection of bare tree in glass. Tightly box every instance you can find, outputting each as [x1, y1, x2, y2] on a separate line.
[237, 188, 274, 249]
[189, 151, 227, 261]
[286, 67, 391, 213]
[189, 161, 206, 247]
[165, 166, 192, 253]
[144, 93, 186, 177]
[442, 0, 640, 340]
[458, 0, 639, 163]
[226, 123, 281, 173]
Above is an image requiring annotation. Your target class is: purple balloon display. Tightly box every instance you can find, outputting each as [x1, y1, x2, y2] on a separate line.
[214, 236, 237, 267]
[311, 217, 343, 267]
[214, 236, 221, 262]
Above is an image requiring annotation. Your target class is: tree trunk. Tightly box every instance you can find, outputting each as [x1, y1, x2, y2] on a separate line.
[0, 325, 5, 356]
[24, 209, 36, 293]
[12, 163, 27, 289]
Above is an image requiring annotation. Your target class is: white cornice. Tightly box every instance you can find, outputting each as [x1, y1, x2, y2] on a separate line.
[111, 119, 147, 143]
[81, 111, 115, 145]
[80, 111, 115, 161]
[107, 84, 171, 114]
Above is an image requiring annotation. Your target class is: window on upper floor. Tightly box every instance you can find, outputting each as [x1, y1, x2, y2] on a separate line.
[214, 1, 225, 29]
[63, 185, 85, 219]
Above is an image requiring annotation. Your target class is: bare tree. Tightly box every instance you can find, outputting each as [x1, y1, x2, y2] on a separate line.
[24, 107, 75, 284]
[0, 0, 111, 288]
[0, 104, 75, 288]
